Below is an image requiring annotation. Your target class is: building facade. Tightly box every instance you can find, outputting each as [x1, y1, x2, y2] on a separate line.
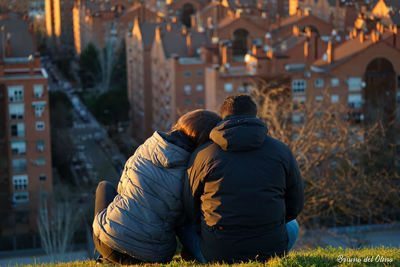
[0, 14, 53, 238]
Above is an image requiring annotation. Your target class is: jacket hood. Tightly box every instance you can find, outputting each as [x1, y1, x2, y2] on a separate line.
[150, 131, 192, 168]
[210, 116, 268, 152]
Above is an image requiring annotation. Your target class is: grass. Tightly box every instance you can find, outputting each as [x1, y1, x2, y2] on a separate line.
[18, 247, 400, 267]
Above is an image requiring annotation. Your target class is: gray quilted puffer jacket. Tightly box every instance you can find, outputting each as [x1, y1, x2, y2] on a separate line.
[93, 131, 193, 262]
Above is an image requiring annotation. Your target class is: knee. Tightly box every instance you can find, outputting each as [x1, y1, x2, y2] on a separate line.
[96, 180, 114, 193]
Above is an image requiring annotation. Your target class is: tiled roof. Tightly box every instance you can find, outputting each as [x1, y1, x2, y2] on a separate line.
[326, 0, 337, 7]
[161, 27, 210, 58]
[312, 31, 393, 70]
[390, 13, 400, 25]
[0, 14, 35, 58]
[273, 35, 307, 55]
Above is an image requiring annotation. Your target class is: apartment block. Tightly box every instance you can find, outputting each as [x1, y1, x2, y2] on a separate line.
[73, 0, 161, 55]
[151, 23, 210, 132]
[0, 14, 52, 237]
[45, 0, 75, 51]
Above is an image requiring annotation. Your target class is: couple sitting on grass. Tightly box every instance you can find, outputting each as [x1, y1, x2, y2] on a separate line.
[92, 95, 304, 264]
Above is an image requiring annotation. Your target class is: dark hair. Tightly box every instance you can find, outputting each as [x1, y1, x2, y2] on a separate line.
[172, 109, 221, 146]
[220, 94, 257, 119]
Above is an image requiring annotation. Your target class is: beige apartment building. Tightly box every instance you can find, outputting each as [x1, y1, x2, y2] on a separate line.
[0, 14, 53, 237]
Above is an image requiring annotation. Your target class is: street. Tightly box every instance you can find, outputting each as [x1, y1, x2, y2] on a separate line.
[44, 59, 126, 186]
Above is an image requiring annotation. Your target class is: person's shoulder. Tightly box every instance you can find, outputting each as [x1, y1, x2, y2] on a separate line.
[190, 141, 220, 162]
[263, 135, 292, 154]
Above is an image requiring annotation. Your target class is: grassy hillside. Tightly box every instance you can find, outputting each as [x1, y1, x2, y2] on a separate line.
[22, 247, 399, 267]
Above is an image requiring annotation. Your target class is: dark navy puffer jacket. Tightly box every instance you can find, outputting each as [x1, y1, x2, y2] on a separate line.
[184, 116, 304, 263]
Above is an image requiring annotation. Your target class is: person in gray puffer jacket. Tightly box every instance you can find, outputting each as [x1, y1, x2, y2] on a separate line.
[92, 109, 221, 265]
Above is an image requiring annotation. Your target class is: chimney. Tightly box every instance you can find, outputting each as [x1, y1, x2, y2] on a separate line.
[327, 40, 334, 64]
[171, 16, 177, 23]
[276, 14, 281, 27]
[359, 30, 365, 43]
[235, 9, 242, 18]
[166, 23, 172, 32]
[191, 14, 197, 29]
[6, 40, 11, 57]
[304, 8, 310, 16]
[297, 9, 302, 16]
[155, 26, 161, 42]
[293, 25, 300, 36]
[392, 25, 398, 47]
[252, 44, 262, 57]
[207, 17, 213, 28]
[156, 17, 162, 23]
[305, 27, 312, 38]
[304, 41, 310, 58]
[186, 33, 193, 57]
[182, 26, 187, 35]
[222, 44, 229, 65]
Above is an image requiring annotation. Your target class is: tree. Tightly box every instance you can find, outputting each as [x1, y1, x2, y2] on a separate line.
[78, 43, 102, 89]
[37, 199, 77, 262]
[251, 79, 400, 229]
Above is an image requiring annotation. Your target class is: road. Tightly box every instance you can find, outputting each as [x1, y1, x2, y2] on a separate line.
[45, 59, 126, 186]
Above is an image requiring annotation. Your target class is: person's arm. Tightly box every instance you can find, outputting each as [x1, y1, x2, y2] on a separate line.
[183, 152, 206, 225]
[285, 150, 304, 222]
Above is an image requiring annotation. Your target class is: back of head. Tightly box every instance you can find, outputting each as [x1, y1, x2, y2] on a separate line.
[220, 95, 257, 119]
[172, 109, 221, 146]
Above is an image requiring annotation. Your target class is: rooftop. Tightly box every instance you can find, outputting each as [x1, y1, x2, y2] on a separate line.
[0, 13, 35, 59]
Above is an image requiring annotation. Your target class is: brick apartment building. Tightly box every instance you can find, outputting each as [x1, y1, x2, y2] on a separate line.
[73, 0, 159, 55]
[151, 23, 210, 132]
[0, 14, 53, 240]
[298, 0, 364, 32]
[45, 0, 75, 51]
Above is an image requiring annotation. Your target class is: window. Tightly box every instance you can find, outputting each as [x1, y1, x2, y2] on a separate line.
[13, 192, 29, 204]
[292, 113, 304, 124]
[196, 84, 203, 91]
[331, 78, 339, 87]
[315, 79, 324, 88]
[224, 83, 233, 93]
[348, 94, 363, 108]
[37, 140, 45, 152]
[34, 157, 46, 166]
[13, 175, 28, 190]
[9, 104, 24, 120]
[11, 123, 25, 137]
[196, 70, 203, 77]
[397, 92, 400, 104]
[184, 99, 191, 105]
[32, 101, 46, 117]
[331, 94, 339, 103]
[11, 141, 26, 155]
[8, 86, 24, 102]
[33, 85, 44, 98]
[36, 121, 45, 131]
[12, 158, 27, 173]
[184, 70, 191, 77]
[39, 174, 46, 182]
[197, 98, 204, 105]
[315, 95, 323, 103]
[347, 77, 362, 91]
[184, 85, 191, 95]
[237, 86, 245, 92]
[292, 79, 306, 94]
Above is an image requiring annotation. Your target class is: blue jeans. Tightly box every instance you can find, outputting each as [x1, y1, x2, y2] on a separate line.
[178, 220, 299, 262]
